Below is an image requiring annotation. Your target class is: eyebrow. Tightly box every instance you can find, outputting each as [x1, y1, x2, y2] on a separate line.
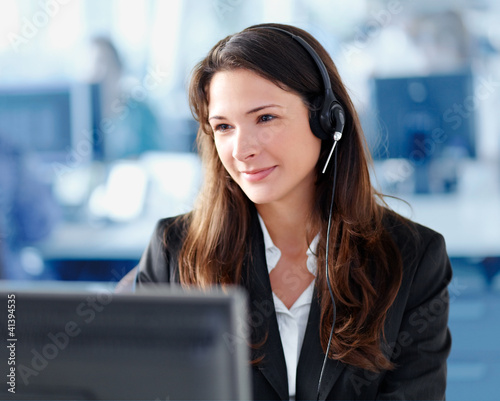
[208, 104, 282, 121]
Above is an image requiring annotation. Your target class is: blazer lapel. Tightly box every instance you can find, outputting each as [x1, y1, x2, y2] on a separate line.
[296, 288, 346, 400]
[244, 210, 288, 400]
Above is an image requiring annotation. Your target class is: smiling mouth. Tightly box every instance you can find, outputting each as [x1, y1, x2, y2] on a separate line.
[241, 166, 276, 182]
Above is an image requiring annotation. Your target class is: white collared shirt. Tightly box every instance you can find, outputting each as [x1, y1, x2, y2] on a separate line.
[258, 215, 319, 400]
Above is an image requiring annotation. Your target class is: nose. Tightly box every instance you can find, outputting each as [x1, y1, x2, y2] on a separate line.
[232, 126, 259, 161]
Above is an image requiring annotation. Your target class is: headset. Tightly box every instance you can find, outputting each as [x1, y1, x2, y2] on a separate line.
[260, 26, 346, 174]
[260, 26, 345, 400]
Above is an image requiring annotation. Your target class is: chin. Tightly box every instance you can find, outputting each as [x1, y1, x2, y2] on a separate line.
[244, 190, 282, 206]
[241, 189, 274, 205]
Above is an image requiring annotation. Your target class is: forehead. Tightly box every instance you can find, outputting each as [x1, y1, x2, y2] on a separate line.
[207, 69, 297, 114]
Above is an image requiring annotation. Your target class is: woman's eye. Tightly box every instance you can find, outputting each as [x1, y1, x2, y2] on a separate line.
[214, 124, 231, 132]
[259, 114, 276, 123]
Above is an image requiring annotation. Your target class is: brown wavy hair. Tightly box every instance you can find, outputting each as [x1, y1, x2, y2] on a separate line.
[178, 23, 403, 372]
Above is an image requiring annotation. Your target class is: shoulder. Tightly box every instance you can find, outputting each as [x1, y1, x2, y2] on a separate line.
[382, 208, 445, 263]
[154, 213, 193, 262]
[156, 213, 191, 244]
[136, 213, 191, 284]
[382, 208, 452, 310]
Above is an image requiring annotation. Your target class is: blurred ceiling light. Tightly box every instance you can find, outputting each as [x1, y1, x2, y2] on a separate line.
[20, 247, 45, 276]
[88, 161, 148, 222]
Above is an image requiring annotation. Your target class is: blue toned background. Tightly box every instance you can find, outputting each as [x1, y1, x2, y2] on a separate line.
[1, 1, 499, 399]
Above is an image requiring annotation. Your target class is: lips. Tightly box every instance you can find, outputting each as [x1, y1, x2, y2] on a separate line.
[240, 166, 276, 182]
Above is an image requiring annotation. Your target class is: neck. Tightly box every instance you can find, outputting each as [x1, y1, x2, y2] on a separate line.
[256, 197, 319, 257]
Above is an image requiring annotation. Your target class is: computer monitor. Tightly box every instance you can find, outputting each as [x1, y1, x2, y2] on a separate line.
[1, 285, 251, 400]
[368, 72, 476, 192]
[369, 72, 476, 159]
[0, 83, 94, 164]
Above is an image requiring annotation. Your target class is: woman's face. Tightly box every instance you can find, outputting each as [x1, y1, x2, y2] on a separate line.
[208, 69, 322, 209]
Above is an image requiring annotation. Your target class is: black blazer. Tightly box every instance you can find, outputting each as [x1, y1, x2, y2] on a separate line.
[136, 210, 452, 400]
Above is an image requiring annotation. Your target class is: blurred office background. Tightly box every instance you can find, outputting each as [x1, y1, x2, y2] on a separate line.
[0, 0, 499, 398]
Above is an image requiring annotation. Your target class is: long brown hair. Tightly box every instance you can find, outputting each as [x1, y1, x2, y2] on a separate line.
[178, 23, 403, 372]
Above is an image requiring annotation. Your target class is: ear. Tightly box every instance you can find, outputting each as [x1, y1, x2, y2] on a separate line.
[309, 97, 330, 140]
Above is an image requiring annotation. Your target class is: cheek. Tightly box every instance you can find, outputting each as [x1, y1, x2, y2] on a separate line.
[288, 129, 322, 166]
[308, 139, 322, 169]
[311, 138, 322, 160]
[214, 139, 234, 170]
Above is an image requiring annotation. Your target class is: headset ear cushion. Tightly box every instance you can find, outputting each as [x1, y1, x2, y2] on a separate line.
[309, 97, 330, 140]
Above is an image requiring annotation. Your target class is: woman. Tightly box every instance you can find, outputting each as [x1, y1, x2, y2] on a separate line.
[135, 23, 452, 400]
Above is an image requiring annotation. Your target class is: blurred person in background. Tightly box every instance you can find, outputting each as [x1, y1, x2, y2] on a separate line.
[86, 36, 164, 161]
[407, 9, 471, 73]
